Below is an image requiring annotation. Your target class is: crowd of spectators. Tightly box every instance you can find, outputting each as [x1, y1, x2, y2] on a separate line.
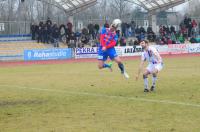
[118, 17, 200, 45]
[30, 17, 200, 48]
[31, 18, 102, 48]
[31, 18, 60, 47]
[157, 16, 199, 45]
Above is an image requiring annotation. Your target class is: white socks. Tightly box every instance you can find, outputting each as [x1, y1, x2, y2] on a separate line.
[143, 77, 148, 90]
[152, 76, 157, 87]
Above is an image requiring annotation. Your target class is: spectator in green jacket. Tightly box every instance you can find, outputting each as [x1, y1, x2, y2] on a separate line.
[178, 33, 185, 44]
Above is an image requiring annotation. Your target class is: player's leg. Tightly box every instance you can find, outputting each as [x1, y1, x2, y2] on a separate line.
[150, 63, 163, 91]
[143, 64, 154, 92]
[107, 47, 129, 77]
[113, 56, 124, 73]
[113, 56, 129, 79]
[150, 73, 157, 91]
[97, 48, 112, 71]
[98, 60, 109, 69]
[98, 60, 104, 69]
[143, 70, 151, 92]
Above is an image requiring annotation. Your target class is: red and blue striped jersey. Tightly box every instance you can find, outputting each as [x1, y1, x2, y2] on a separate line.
[100, 27, 118, 49]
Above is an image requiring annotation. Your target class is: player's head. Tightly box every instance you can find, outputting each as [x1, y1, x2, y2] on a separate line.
[140, 40, 149, 50]
[110, 19, 122, 31]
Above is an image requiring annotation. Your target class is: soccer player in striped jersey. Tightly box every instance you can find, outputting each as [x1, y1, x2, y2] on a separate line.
[136, 40, 163, 92]
[97, 19, 129, 79]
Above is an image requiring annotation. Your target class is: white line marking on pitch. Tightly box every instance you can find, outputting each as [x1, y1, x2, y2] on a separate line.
[1, 84, 200, 108]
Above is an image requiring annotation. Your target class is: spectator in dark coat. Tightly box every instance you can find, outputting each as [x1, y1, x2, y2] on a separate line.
[81, 28, 89, 45]
[30, 23, 36, 40]
[43, 25, 48, 44]
[120, 37, 126, 46]
[52, 24, 60, 47]
[87, 23, 95, 40]
[184, 16, 189, 27]
[46, 20, 52, 44]
[46, 17, 52, 26]
[121, 22, 127, 38]
[135, 26, 141, 40]
[188, 19, 193, 38]
[67, 22, 73, 33]
[37, 24, 43, 43]
[134, 40, 139, 45]
[130, 21, 136, 37]
[94, 24, 100, 39]
[140, 26, 146, 34]
[170, 25, 176, 34]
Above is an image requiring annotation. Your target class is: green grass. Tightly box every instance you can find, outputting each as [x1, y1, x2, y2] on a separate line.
[0, 56, 200, 132]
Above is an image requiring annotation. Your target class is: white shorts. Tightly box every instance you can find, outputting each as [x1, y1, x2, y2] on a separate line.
[146, 63, 163, 73]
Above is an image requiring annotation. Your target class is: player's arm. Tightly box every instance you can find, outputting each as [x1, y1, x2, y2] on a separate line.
[152, 49, 162, 63]
[100, 34, 106, 46]
[100, 28, 106, 50]
[136, 60, 145, 81]
[106, 34, 118, 49]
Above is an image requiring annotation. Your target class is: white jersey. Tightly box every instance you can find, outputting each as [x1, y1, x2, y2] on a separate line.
[141, 46, 162, 64]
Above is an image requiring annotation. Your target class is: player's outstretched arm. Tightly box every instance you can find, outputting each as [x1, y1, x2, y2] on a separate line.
[136, 61, 144, 81]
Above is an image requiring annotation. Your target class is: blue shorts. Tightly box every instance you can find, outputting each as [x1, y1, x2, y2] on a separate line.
[98, 47, 118, 61]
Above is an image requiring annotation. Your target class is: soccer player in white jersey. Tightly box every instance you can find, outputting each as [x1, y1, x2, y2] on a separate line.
[136, 40, 163, 92]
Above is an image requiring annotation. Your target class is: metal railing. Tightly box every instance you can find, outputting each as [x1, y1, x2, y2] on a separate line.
[0, 21, 31, 35]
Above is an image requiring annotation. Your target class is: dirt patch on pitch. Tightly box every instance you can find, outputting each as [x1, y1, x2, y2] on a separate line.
[0, 100, 45, 107]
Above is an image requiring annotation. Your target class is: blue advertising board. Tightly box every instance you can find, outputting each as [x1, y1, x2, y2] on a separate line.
[24, 48, 72, 61]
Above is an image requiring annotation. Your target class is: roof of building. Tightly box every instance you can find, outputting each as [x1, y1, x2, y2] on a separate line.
[126, 0, 188, 13]
[53, 0, 97, 14]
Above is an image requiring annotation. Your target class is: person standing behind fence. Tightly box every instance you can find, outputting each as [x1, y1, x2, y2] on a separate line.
[121, 22, 126, 38]
[46, 17, 52, 26]
[130, 21, 136, 37]
[94, 23, 100, 40]
[37, 22, 43, 43]
[192, 19, 197, 36]
[46, 19, 52, 44]
[31, 23, 36, 40]
[88, 23, 95, 40]
[43, 24, 48, 44]
[52, 24, 60, 47]
[41, 23, 45, 43]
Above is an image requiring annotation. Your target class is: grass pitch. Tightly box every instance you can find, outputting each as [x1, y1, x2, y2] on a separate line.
[0, 56, 200, 132]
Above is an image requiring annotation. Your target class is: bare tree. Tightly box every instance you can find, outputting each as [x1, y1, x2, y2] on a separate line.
[109, 0, 131, 20]
[188, 0, 200, 17]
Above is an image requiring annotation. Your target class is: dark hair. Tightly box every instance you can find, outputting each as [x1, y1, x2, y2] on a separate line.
[140, 39, 149, 44]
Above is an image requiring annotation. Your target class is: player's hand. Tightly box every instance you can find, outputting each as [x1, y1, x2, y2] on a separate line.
[102, 46, 106, 51]
[135, 75, 139, 81]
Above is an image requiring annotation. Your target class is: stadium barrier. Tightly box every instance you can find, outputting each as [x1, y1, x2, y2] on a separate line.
[0, 34, 32, 42]
[0, 43, 200, 61]
[74, 43, 200, 59]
